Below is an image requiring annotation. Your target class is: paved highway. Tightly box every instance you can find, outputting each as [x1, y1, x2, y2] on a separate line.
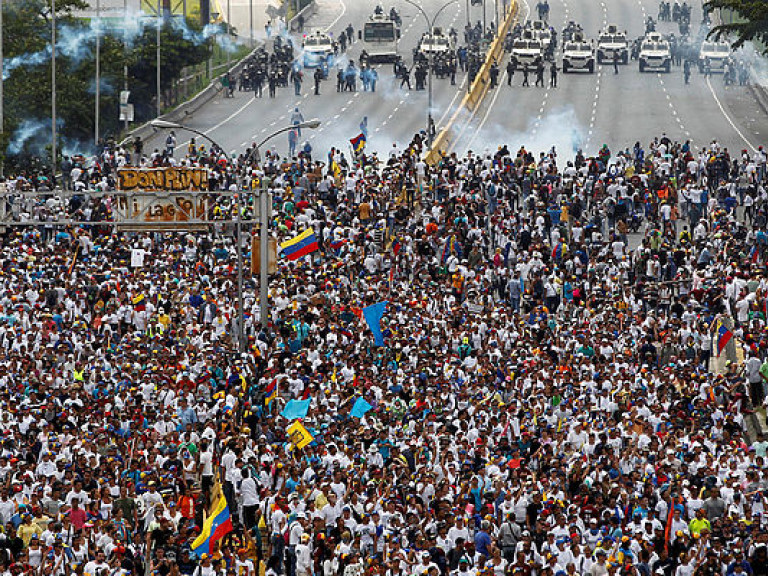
[458, 0, 768, 158]
[143, 0, 768, 162]
[143, 0, 477, 160]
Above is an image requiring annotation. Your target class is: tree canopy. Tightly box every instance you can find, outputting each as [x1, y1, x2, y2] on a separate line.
[3, 0, 213, 170]
[704, 0, 768, 52]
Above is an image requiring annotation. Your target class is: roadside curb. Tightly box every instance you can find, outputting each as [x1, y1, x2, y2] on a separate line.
[121, 0, 320, 148]
[120, 45, 264, 147]
[749, 83, 768, 117]
[424, 0, 519, 164]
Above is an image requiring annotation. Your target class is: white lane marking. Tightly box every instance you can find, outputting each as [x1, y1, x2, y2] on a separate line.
[461, 0, 531, 150]
[175, 95, 255, 151]
[324, 0, 347, 32]
[435, 75, 469, 130]
[585, 67, 603, 151]
[706, 76, 757, 152]
[171, 0, 346, 156]
[657, 75, 689, 142]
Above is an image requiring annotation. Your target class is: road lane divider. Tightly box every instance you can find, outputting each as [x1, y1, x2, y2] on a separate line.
[424, 0, 519, 164]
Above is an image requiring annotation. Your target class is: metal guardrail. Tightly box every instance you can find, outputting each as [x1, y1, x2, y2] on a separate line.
[120, 43, 265, 148]
[121, 0, 317, 148]
[0, 189, 269, 229]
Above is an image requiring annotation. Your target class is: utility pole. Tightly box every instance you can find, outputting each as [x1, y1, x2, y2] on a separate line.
[236, 185, 244, 351]
[156, 0, 161, 117]
[465, 0, 469, 27]
[52, 0, 57, 175]
[250, 0, 254, 47]
[259, 178, 269, 329]
[227, 0, 232, 69]
[95, 0, 100, 147]
[0, 0, 4, 178]
[123, 0, 129, 131]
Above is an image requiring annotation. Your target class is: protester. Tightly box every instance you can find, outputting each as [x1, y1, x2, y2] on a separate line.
[0, 129, 765, 576]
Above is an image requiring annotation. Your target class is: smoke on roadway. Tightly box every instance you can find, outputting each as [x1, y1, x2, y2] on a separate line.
[459, 105, 586, 160]
[3, 7, 240, 82]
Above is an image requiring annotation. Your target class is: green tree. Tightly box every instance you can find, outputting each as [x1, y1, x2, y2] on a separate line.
[3, 0, 213, 170]
[704, 0, 768, 51]
[128, 21, 211, 122]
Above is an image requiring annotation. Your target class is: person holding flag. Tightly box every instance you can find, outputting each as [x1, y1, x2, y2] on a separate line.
[350, 133, 366, 156]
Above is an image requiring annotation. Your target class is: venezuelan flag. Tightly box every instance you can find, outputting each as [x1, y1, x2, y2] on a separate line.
[716, 320, 733, 357]
[551, 242, 563, 261]
[280, 228, 319, 261]
[350, 133, 366, 153]
[264, 380, 277, 407]
[191, 486, 233, 556]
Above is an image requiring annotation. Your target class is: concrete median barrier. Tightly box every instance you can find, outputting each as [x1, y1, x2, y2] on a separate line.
[424, 0, 519, 164]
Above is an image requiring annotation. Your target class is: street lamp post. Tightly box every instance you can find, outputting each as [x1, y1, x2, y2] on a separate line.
[404, 0, 458, 146]
[95, 0, 101, 147]
[0, 0, 4, 178]
[150, 118, 321, 346]
[52, 0, 57, 175]
[227, 0, 232, 69]
[157, 0, 162, 118]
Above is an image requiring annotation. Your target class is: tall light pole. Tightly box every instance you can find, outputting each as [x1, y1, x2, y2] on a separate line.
[465, 0, 469, 27]
[156, 0, 161, 117]
[227, 0, 232, 69]
[95, 0, 101, 147]
[249, 0, 254, 47]
[0, 0, 4, 178]
[52, 0, 57, 175]
[150, 118, 321, 346]
[246, 119, 320, 330]
[404, 0, 458, 146]
[123, 0, 129, 132]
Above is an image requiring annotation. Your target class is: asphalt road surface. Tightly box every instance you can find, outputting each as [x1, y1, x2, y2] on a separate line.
[142, 0, 768, 162]
[142, 0, 477, 160]
[458, 0, 768, 158]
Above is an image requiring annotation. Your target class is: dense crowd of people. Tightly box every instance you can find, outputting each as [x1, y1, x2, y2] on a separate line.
[0, 127, 766, 576]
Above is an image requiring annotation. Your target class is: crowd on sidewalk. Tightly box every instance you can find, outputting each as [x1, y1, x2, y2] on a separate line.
[0, 130, 766, 576]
